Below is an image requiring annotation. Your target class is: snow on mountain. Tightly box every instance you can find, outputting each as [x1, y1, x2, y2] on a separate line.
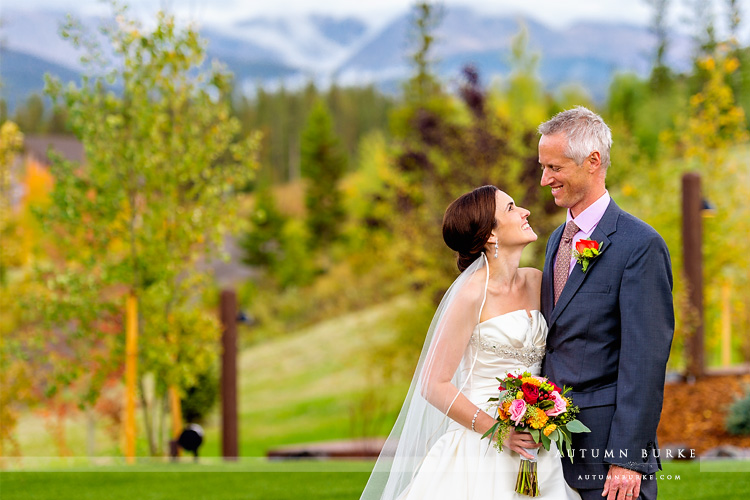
[1, 5, 695, 109]
[212, 14, 376, 73]
[1, 9, 89, 71]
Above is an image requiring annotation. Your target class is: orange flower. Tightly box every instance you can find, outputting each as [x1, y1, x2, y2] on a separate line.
[499, 400, 512, 421]
[543, 424, 557, 437]
[528, 407, 549, 430]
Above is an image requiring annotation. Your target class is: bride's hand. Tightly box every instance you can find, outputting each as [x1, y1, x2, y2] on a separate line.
[502, 428, 542, 460]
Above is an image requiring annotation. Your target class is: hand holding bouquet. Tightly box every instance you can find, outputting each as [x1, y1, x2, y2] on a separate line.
[482, 371, 591, 497]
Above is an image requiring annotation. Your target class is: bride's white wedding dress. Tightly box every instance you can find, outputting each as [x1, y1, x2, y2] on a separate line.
[398, 309, 580, 500]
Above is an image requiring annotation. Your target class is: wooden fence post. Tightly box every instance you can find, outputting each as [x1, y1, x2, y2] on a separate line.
[220, 289, 238, 460]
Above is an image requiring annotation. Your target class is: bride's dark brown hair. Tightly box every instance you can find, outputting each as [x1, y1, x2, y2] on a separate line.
[442, 185, 498, 272]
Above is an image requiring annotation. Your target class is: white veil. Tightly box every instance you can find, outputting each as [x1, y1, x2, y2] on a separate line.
[360, 253, 490, 500]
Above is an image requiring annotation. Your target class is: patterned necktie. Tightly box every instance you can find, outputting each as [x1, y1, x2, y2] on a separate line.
[554, 220, 580, 305]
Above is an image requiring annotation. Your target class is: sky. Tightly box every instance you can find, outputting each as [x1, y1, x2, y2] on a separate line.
[3, 0, 748, 34]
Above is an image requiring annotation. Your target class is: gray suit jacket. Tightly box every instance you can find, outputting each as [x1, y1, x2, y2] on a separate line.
[541, 199, 674, 489]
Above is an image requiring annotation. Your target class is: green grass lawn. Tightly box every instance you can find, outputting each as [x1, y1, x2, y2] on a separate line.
[1, 460, 748, 500]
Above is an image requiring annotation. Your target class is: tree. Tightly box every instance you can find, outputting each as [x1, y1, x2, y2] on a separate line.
[403, 2, 443, 106]
[31, 2, 258, 455]
[726, 0, 742, 47]
[645, 0, 673, 91]
[12, 94, 45, 133]
[0, 99, 8, 124]
[723, 0, 750, 127]
[300, 99, 346, 248]
[0, 121, 24, 286]
[684, 0, 718, 61]
[0, 121, 28, 458]
[619, 41, 750, 370]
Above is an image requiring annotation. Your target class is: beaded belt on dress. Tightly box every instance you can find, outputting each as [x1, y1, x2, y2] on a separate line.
[469, 334, 545, 365]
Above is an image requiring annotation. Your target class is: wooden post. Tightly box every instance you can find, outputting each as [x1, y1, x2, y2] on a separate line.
[682, 173, 704, 379]
[169, 386, 183, 440]
[124, 292, 138, 464]
[220, 289, 238, 460]
[721, 280, 732, 367]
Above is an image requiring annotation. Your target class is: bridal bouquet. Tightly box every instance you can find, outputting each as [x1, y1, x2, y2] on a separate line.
[482, 371, 590, 497]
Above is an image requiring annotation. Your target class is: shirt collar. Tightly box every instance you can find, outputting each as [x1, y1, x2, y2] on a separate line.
[566, 191, 611, 234]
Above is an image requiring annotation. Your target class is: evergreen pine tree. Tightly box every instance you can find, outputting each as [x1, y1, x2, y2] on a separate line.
[300, 99, 346, 248]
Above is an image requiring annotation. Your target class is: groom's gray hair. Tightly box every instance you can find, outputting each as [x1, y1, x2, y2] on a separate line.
[538, 106, 612, 170]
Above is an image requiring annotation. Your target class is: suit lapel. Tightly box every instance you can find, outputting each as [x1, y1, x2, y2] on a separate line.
[549, 200, 620, 327]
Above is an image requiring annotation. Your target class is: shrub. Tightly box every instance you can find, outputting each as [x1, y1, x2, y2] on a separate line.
[724, 386, 750, 436]
[181, 367, 219, 425]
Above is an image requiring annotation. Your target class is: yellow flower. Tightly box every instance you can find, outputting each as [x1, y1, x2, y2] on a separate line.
[543, 424, 557, 437]
[725, 57, 740, 74]
[690, 93, 705, 107]
[516, 391, 524, 399]
[701, 56, 715, 71]
[528, 407, 549, 430]
[521, 377, 542, 387]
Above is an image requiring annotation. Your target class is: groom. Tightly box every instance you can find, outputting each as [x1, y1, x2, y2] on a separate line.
[538, 107, 674, 500]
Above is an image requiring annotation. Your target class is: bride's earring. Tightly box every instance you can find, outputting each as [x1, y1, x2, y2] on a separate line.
[494, 242, 498, 259]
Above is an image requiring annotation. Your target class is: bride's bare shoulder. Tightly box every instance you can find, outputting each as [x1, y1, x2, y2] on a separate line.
[520, 267, 542, 279]
[520, 267, 542, 290]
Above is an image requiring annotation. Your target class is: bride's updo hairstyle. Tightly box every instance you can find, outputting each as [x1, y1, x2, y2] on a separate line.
[442, 185, 498, 272]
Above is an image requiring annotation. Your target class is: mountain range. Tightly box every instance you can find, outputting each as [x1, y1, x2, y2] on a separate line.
[0, 6, 694, 111]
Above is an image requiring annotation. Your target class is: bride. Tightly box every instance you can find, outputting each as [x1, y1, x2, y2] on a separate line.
[360, 185, 580, 499]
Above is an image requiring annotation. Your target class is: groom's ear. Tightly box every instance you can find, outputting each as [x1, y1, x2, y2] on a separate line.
[587, 151, 602, 172]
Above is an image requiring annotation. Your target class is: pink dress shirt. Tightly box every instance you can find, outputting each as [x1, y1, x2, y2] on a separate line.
[558, 191, 611, 276]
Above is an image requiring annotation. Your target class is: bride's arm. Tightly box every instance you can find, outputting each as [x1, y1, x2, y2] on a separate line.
[419, 286, 540, 457]
[418, 286, 477, 413]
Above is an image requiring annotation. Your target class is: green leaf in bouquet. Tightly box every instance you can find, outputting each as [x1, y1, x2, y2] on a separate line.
[549, 432, 565, 450]
[511, 377, 523, 386]
[538, 400, 554, 410]
[565, 419, 591, 433]
[548, 429, 559, 442]
[482, 422, 500, 440]
[555, 433, 565, 455]
[528, 428, 540, 442]
[565, 438, 574, 463]
[558, 425, 570, 439]
[488, 397, 499, 401]
[559, 427, 572, 448]
[540, 431, 551, 451]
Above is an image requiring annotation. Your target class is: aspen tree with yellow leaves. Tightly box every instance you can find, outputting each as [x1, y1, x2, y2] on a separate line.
[12, 1, 260, 455]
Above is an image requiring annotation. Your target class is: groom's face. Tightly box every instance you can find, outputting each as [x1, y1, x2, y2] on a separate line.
[538, 133, 593, 217]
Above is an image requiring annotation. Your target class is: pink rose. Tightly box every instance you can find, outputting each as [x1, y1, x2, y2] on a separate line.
[509, 399, 527, 426]
[545, 391, 568, 417]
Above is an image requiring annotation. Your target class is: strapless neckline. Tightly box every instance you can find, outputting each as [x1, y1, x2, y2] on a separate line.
[477, 308, 541, 326]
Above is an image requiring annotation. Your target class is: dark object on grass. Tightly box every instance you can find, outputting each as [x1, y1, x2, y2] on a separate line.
[178, 424, 205, 461]
[181, 369, 219, 424]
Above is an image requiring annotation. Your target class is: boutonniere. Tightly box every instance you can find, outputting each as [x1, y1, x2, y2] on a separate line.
[573, 239, 603, 273]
